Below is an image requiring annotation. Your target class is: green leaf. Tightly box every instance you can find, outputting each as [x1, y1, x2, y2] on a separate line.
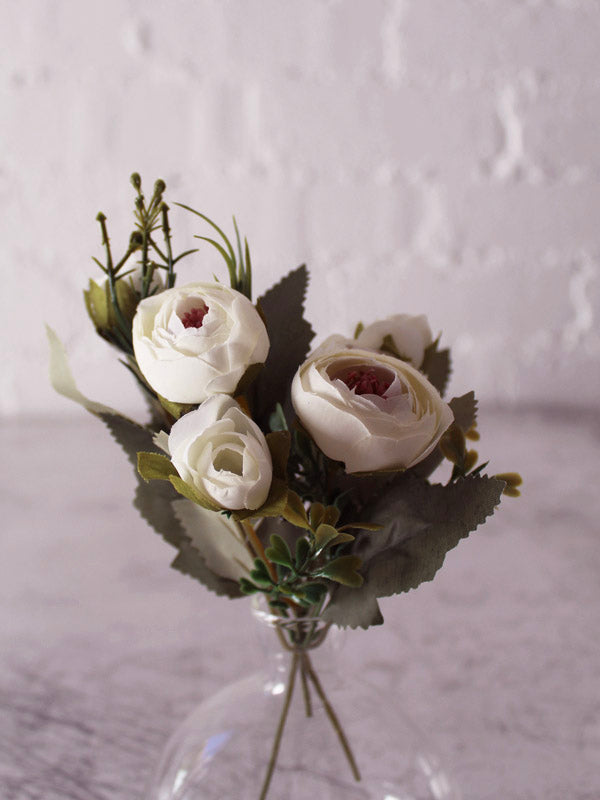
[157, 394, 197, 421]
[250, 558, 274, 587]
[269, 402, 288, 432]
[169, 475, 221, 512]
[283, 491, 311, 530]
[137, 451, 178, 482]
[314, 523, 342, 552]
[266, 431, 291, 480]
[234, 362, 264, 397]
[298, 581, 328, 604]
[421, 338, 451, 396]
[323, 473, 504, 628]
[318, 555, 364, 588]
[448, 391, 477, 433]
[233, 477, 288, 521]
[265, 534, 293, 568]
[251, 265, 315, 427]
[380, 334, 411, 362]
[295, 536, 311, 568]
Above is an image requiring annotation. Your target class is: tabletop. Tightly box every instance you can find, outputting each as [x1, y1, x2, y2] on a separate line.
[1, 406, 599, 800]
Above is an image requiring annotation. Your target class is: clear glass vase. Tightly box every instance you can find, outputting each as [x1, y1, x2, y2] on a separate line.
[148, 601, 462, 800]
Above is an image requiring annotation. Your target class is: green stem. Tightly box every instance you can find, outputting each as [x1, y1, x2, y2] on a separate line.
[299, 654, 313, 718]
[259, 653, 299, 800]
[303, 652, 361, 782]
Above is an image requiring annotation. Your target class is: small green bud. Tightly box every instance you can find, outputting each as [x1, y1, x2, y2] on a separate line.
[130, 172, 142, 190]
[154, 178, 166, 196]
[129, 230, 144, 249]
[96, 211, 106, 223]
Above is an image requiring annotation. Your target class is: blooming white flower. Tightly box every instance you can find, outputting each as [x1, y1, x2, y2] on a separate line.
[291, 348, 453, 473]
[132, 282, 269, 403]
[356, 314, 433, 368]
[168, 395, 272, 511]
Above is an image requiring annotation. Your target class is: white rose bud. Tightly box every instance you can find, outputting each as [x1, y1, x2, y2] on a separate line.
[291, 348, 453, 473]
[168, 395, 272, 511]
[356, 314, 433, 368]
[132, 282, 269, 403]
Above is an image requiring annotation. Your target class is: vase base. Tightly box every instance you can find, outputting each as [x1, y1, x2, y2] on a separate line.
[148, 673, 461, 800]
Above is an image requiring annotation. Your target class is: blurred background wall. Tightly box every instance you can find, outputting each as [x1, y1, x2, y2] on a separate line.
[2, 0, 599, 416]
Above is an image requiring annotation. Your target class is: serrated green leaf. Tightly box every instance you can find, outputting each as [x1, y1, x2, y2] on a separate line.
[265, 534, 293, 568]
[318, 555, 364, 588]
[448, 391, 477, 433]
[323, 473, 504, 629]
[421, 339, 451, 396]
[47, 326, 243, 598]
[251, 265, 315, 427]
[137, 451, 178, 482]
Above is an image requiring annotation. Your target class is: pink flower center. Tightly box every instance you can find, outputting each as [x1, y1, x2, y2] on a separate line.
[181, 306, 209, 328]
[343, 368, 391, 397]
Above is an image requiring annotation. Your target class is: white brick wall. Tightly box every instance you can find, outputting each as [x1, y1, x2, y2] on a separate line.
[2, 0, 599, 416]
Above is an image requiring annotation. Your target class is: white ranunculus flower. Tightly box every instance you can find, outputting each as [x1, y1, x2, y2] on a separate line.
[132, 281, 269, 403]
[168, 395, 272, 511]
[291, 348, 453, 473]
[356, 314, 433, 368]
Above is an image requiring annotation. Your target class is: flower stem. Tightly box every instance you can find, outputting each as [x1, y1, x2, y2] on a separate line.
[259, 653, 299, 800]
[242, 520, 279, 584]
[299, 655, 313, 718]
[303, 652, 361, 782]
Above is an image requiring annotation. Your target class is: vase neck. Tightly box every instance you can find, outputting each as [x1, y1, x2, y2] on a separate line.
[251, 601, 344, 681]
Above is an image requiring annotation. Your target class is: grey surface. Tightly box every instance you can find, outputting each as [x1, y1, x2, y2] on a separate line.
[1, 407, 599, 800]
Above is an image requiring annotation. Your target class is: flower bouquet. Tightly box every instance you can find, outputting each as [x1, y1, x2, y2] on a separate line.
[48, 175, 520, 800]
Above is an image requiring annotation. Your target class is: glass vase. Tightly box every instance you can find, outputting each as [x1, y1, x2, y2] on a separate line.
[148, 601, 462, 800]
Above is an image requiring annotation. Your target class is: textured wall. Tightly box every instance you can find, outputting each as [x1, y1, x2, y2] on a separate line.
[2, 0, 599, 416]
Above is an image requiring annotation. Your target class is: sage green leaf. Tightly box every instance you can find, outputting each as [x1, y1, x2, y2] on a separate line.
[448, 391, 477, 433]
[252, 265, 315, 427]
[47, 325, 127, 418]
[318, 555, 364, 588]
[47, 326, 242, 598]
[233, 477, 288, 521]
[323, 473, 504, 629]
[158, 394, 197, 421]
[172, 499, 254, 584]
[421, 339, 451, 396]
[137, 451, 178, 482]
[169, 475, 221, 512]
[265, 534, 293, 568]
